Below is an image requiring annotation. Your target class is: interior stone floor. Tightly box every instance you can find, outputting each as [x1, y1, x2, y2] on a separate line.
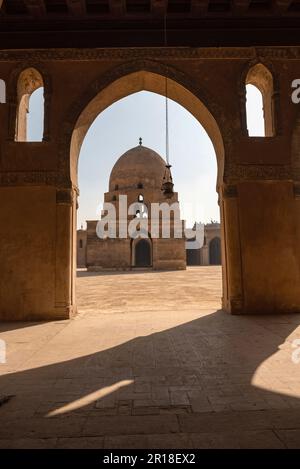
[1, 266, 300, 448]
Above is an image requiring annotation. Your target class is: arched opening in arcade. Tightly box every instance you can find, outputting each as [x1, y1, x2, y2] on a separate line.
[69, 69, 229, 312]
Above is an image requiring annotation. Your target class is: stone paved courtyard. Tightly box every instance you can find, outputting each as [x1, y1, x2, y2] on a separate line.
[1, 266, 300, 448]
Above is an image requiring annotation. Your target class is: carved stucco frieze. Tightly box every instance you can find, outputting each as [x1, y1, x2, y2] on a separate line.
[56, 188, 74, 205]
[0, 171, 71, 187]
[0, 48, 257, 62]
[0, 164, 291, 188]
[225, 163, 291, 182]
[1, 47, 300, 62]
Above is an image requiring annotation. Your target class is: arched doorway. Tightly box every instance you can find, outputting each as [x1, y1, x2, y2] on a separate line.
[209, 237, 221, 265]
[66, 63, 232, 312]
[134, 239, 152, 267]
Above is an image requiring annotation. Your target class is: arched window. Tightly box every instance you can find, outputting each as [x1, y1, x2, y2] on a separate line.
[0, 79, 6, 104]
[27, 87, 44, 141]
[246, 84, 265, 136]
[15, 68, 44, 142]
[138, 194, 144, 202]
[245, 63, 275, 137]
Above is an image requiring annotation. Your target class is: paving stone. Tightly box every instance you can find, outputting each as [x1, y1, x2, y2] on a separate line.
[170, 391, 189, 406]
[0, 438, 57, 449]
[178, 411, 273, 434]
[275, 429, 300, 448]
[104, 434, 148, 449]
[1, 267, 299, 449]
[188, 391, 213, 413]
[82, 415, 179, 436]
[56, 437, 104, 449]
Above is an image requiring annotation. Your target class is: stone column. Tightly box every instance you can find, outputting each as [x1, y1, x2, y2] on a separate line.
[54, 188, 75, 318]
[222, 184, 244, 314]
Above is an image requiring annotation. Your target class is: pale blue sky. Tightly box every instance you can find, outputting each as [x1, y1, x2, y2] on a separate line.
[28, 85, 264, 229]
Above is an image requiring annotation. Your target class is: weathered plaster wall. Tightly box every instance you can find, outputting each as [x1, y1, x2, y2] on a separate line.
[0, 186, 57, 319]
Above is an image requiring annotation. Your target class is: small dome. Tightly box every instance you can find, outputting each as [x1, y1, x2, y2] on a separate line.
[109, 145, 166, 191]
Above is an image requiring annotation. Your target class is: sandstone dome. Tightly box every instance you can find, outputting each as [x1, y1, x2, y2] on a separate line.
[109, 145, 167, 191]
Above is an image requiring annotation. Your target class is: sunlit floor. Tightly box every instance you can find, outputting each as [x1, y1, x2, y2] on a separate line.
[1, 266, 300, 448]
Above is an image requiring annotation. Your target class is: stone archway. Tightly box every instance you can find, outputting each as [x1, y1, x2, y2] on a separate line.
[64, 60, 225, 189]
[62, 60, 234, 314]
[134, 239, 152, 267]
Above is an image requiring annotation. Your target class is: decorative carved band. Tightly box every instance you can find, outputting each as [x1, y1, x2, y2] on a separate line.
[225, 164, 291, 181]
[0, 165, 292, 189]
[56, 188, 74, 205]
[0, 171, 70, 187]
[0, 48, 256, 62]
[1, 46, 300, 63]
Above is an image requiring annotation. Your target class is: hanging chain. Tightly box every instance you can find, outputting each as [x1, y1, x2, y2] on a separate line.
[164, 13, 170, 166]
[165, 80, 169, 166]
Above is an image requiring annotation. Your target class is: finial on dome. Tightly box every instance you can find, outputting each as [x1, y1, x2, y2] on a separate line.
[139, 137, 142, 146]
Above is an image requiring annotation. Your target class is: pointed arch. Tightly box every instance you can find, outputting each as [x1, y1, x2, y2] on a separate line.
[7, 64, 51, 142]
[62, 60, 225, 190]
[240, 62, 278, 137]
[131, 236, 152, 267]
[15, 67, 44, 142]
[63, 60, 229, 312]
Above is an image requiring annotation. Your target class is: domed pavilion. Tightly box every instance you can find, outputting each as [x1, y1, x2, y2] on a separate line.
[85, 140, 186, 271]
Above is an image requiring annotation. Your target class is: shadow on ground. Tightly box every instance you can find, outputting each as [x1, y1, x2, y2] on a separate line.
[0, 309, 300, 448]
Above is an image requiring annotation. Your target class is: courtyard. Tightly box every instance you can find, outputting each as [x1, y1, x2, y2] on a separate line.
[0, 266, 300, 448]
